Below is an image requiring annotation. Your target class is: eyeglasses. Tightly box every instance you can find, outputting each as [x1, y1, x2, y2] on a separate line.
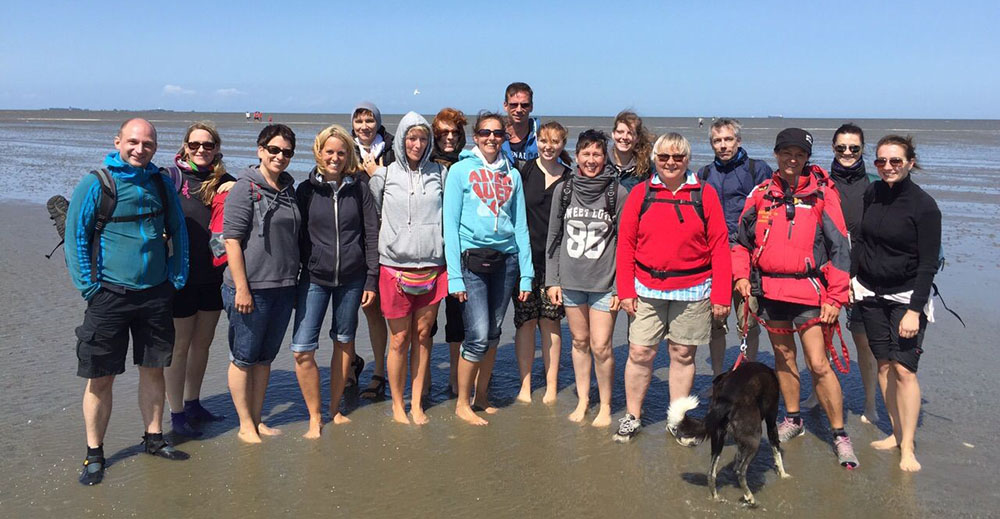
[873, 157, 905, 168]
[263, 145, 294, 158]
[187, 141, 217, 151]
[835, 144, 862, 154]
[475, 129, 506, 138]
[655, 153, 688, 163]
[506, 102, 531, 109]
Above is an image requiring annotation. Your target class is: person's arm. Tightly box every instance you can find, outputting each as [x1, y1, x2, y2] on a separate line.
[819, 186, 851, 310]
[368, 166, 387, 218]
[702, 184, 733, 308]
[360, 178, 381, 294]
[163, 172, 189, 290]
[909, 196, 942, 312]
[851, 184, 875, 279]
[510, 170, 533, 293]
[732, 191, 759, 298]
[544, 180, 564, 289]
[443, 162, 466, 294]
[615, 185, 642, 301]
[64, 175, 101, 300]
[223, 179, 254, 313]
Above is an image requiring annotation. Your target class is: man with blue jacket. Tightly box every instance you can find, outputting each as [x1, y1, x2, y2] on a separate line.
[501, 82, 539, 164]
[65, 118, 190, 485]
[699, 118, 772, 376]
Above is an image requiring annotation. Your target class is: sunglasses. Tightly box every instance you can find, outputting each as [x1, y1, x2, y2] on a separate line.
[506, 102, 531, 109]
[655, 153, 688, 163]
[834, 145, 862, 154]
[475, 129, 506, 138]
[873, 157, 905, 168]
[187, 141, 217, 151]
[436, 129, 462, 137]
[263, 145, 294, 158]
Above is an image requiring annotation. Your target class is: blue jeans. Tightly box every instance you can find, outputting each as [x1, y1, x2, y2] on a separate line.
[291, 275, 365, 351]
[561, 289, 614, 312]
[222, 284, 296, 367]
[460, 253, 519, 362]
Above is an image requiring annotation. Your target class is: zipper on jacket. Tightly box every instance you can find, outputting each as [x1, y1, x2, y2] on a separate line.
[333, 185, 341, 286]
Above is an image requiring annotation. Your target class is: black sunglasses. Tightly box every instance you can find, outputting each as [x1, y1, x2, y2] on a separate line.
[475, 129, 506, 138]
[187, 141, 217, 151]
[834, 144, 861, 154]
[873, 157, 905, 168]
[506, 102, 531, 109]
[263, 145, 294, 158]
[655, 153, 687, 163]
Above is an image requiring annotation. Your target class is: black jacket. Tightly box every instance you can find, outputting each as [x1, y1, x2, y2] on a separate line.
[296, 170, 379, 291]
[829, 159, 870, 248]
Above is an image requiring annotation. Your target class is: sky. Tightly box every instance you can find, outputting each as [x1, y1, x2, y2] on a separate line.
[2, 0, 998, 119]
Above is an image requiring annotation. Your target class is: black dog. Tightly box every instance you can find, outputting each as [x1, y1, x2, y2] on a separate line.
[666, 361, 790, 506]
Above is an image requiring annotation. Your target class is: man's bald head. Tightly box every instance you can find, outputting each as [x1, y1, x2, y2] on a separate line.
[114, 118, 158, 168]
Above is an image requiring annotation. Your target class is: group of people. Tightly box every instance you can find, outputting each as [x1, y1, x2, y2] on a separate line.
[64, 82, 940, 486]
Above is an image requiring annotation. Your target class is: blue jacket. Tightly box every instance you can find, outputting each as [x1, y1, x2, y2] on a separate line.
[65, 152, 189, 299]
[698, 148, 772, 240]
[443, 149, 533, 293]
[501, 117, 539, 164]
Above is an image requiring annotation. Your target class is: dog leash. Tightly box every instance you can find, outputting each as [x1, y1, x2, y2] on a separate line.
[730, 304, 752, 372]
[742, 302, 851, 374]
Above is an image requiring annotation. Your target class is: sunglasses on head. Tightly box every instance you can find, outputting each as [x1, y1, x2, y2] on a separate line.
[655, 153, 687, 163]
[506, 102, 531, 109]
[873, 157, 905, 168]
[835, 144, 861, 154]
[475, 129, 506, 138]
[187, 141, 216, 151]
[263, 145, 294, 158]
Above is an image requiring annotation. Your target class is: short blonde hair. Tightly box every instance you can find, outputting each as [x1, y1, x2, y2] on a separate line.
[313, 124, 360, 174]
[652, 132, 691, 159]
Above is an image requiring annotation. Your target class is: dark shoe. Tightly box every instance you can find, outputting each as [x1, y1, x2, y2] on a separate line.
[346, 355, 365, 389]
[78, 455, 105, 486]
[359, 374, 387, 400]
[142, 433, 190, 461]
[184, 400, 226, 423]
[171, 416, 203, 438]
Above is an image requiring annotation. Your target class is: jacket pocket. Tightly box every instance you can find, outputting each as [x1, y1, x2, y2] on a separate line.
[308, 247, 335, 279]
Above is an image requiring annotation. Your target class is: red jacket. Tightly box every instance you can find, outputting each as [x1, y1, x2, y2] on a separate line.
[732, 165, 850, 307]
[616, 177, 732, 305]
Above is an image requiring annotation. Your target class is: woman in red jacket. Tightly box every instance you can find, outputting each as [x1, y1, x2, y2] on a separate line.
[613, 132, 731, 443]
[732, 128, 857, 468]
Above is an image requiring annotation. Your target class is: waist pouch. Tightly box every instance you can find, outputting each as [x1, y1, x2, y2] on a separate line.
[462, 248, 508, 274]
[383, 266, 441, 295]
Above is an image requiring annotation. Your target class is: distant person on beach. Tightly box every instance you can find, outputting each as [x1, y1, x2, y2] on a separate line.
[444, 111, 532, 425]
[292, 124, 378, 436]
[431, 107, 469, 395]
[222, 124, 300, 444]
[245, 112, 251, 122]
[700, 118, 772, 376]
[853, 135, 940, 472]
[369, 112, 448, 425]
[732, 128, 858, 468]
[613, 132, 731, 443]
[351, 101, 393, 399]
[513, 121, 570, 404]
[164, 122, 235, 438]
[501, 82, 539, 164]
[545, 129, 626, 426]
[65, 118, 190, 485]
[606, 110, 654, 192]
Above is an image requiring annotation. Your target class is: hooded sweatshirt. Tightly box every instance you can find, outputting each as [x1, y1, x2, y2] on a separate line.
[368, 111, 447, 268]
[545, 168, 628, 293]
[222, 165, 300, 290]
[65, 152, 189, 300]
[444, 148, 533, 293]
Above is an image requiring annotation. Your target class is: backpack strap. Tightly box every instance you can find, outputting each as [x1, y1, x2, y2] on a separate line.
[89, 168, 117, 284]
[604, 175, 619, 231]
[250, 181, 267, 237]
[746, 158, 756, 177]
[164, 166, 183, 192]
[638, 179, 706, 230]
[150, 170, 171, 241]
[698, 164, 711, 182]
[546, 177, 574, 258]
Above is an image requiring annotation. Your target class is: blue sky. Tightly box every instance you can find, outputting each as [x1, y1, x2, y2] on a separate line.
[3, 1, 998, 118]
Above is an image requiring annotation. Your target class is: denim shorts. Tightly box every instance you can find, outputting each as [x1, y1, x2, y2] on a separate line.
[561, 289, 614, 312]
[222, 284, 295, 367]
[291, 276, 365, 352]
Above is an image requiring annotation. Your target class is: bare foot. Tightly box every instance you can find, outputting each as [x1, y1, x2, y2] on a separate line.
[237, 427, 262, 444]
[871, 436, 900, 450]
[456, 405, 488, 425]
[516, 389, 532, 404]
[411, 409, 430, 425]
[542, 389, 557, 405]
[568, 401, 588, 422]
[303, 419, 323, 439]
[899, 451, 922, 472]
[332, 413, 352, 425]
[591, 405, 612, 427]
[392, 405, 411, 425]
[860, 408, 879, 425]
[472, 402, 498, 414]
[258, 423, 282, 436]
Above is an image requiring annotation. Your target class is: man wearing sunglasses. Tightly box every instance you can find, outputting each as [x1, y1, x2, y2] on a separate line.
[501, 81, 540, 165]
[699, 118, 773, 376]
[64, 118, 191, 485]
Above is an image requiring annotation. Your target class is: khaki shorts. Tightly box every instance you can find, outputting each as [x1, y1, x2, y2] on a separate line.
[711, 288, 759, 335]
[629, 297, 711, 347]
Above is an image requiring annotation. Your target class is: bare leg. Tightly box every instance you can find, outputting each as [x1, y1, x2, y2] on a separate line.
[82, 376, 115, 448]
[769, 323, 801, 414]
[251, 364, 280, 436]
[184, 310, 221, 401]
[137, 367, 166, 434]
[472, 347, 498, 413]
[448, 341, 461, 394]
[362, 302, 388, 389]
[455, 357, 487, 425]
[165, 316, 195, 412]
[894, 362, 922, 471]
[409, 304, 439, 425]
[514, 318, 537, 403]
[330, 341, 354, 424]
[853, 331, 879, 424]
[871, 360, 902, 450]
[386, 315, 413, 424]
[565, 305, 591, 422]
[589, 307, 616, 427]
[539, 318, 562, 404]
[293, 351, 322, 438]
[800, 325, 844, 429]
[227, 363, 260, 443]
[667, 341, 697, 403]
[624, 343, 657, 418]
[708, 323, 727, 377]
[745, 325, 761, 361]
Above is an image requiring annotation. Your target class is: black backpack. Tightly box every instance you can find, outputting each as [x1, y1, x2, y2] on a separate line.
[546, 176, 619, 258]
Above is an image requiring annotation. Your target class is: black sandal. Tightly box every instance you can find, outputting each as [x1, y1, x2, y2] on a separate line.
[360, 375, 387, 400]
[79, 455, 106, 486]
[142, 433, 190, 461]
[346, 355, 365, 389]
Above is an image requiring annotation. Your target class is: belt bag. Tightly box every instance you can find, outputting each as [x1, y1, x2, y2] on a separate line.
[462, 248, 507, 274]
[383, 266, 440, 295]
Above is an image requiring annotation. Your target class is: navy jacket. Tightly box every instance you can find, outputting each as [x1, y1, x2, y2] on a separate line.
[698, 148, 773, 240]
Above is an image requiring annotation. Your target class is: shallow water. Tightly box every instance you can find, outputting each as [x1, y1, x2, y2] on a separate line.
[1, 112, 999, 517]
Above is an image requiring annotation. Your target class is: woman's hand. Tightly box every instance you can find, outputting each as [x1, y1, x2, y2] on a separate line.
[452, 291, 467, 303]
[547, 286, 562, 306]
[217, 180, 236, 193]
[820, 303, 840, 324]
[899, 309, 921, 339]
[712, 304, 731, 320]
[609, 295, 621, 312]
[517, 291, 530, 302]
[360, 290, 376, 308]
[362, 156, 378, 176]
[735, 278, 751, 298]
[235, 287, 254, 314]
[620, 298, 637, 316]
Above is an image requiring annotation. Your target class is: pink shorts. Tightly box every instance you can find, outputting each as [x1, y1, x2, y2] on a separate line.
[379, 265, 448, 319]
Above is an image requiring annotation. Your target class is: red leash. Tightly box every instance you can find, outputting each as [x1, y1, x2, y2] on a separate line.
[742, 303, 851, 374]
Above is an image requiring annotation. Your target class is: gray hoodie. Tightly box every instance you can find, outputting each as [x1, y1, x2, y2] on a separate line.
[223, 165, 300, 289]
[369, 111, 448, 268]
[545, 169, 627, 293]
